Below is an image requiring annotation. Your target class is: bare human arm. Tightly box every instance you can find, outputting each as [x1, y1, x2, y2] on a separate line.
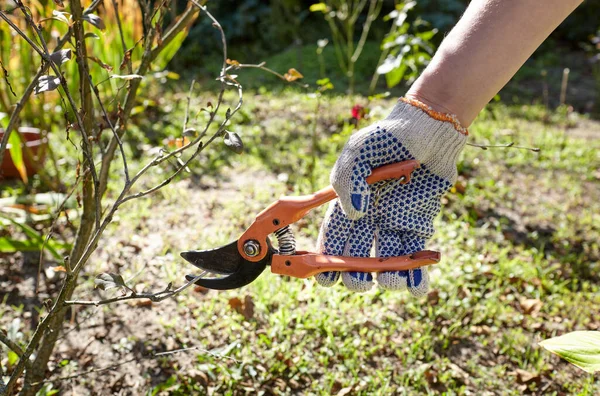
[407, 0, 584, 127]
[317, 0, 584, 293]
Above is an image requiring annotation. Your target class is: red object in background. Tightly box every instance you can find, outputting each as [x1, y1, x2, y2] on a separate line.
[351, 104, 366, 120]
[0, 127, 48, 179]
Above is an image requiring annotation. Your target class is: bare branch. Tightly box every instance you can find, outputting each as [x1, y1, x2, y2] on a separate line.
[87, 74, 129, 182]
[10, 0, 102, 231]
[37, 175, 87, 293]
[117, 2, 240, 203]
[0, 18, 78, 167]
[226, 62, 309, 89]
[98, 0, 200, 197]
[0, 11, 46, 59]
[467, 141, 541, 152]
[0, 58, 16, 97]
[111, 0, 133, 74]
[183, 79, 196, 133]
[0, 332, 24, 357]
[63, 272, 207, 306]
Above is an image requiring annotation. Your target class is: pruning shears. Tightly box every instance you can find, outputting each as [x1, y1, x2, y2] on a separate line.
[180, 160, 440, 290]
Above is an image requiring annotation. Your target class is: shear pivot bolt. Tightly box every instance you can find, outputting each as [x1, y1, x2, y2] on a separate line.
[243, 240, 261, 257]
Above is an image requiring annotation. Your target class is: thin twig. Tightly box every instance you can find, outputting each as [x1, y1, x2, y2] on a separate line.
[118, 2, 239, 203]
[467, 142, 541, 152]
[37, 175, 87, 293]
[183, 79, 196, 133]
[0, 332, 24, 357]
[63, 273, 207, 306]
[225, 62, 309, 89]
[111, 0, 132, 74]
[98, 1, 200, 197]
[87, 74, 129, 182]
[0, 11, 46, 59]
[11, 1, 102, 231]
[0, 58, 16, 97]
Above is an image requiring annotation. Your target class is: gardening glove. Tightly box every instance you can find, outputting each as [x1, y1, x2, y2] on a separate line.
[315, 97, 468, 295]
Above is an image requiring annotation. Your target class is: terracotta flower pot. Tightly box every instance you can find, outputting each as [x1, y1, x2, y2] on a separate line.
[0, 127, 48, 180]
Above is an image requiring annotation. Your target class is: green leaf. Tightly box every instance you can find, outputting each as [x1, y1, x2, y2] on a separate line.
[309, 3, 328, 12]
[0, 217, 69, 259]
[8, 130, 27, 183]
[383, 62, 407, 88]
[153, 30, 188, 70]
[7, 350, 19, 366]
[8, 218, 64, 259]
[0, 237, 41, 253]
[539, 331, 600, 373]
[95, 273, 126, 291]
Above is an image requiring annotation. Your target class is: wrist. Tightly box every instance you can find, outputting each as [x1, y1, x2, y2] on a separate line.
[406, 79, 472, 128]
[382, 98, 468, 183]
[398, 97, 468, 136]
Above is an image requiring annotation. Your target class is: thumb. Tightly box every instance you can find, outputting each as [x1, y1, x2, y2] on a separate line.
[330, 156, 372, 221]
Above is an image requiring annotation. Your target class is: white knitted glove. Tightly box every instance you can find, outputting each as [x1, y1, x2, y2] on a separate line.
[316, 97, 468, 295]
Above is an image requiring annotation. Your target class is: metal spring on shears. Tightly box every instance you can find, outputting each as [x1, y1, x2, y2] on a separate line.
[274, 225, 296, 255]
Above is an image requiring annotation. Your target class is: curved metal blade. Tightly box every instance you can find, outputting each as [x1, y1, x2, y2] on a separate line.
[180, 241, 243, 275]
[180, 240, 273, 290]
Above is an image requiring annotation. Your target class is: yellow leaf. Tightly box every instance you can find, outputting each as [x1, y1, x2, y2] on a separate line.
[166, 137, 190, 149]
[52, 266, 67, 272]
[284, 68, 304, 82]
[226, 58, 240, 66]
[309, 3, 328, 12]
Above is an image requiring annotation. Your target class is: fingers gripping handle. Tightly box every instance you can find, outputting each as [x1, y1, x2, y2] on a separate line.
[238, 160, 421, 262]
[364, 159, 420, 185]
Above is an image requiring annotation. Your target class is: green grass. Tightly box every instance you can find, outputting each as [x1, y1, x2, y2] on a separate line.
[2, 87, 599, 394]
[134, 91, 600, 394]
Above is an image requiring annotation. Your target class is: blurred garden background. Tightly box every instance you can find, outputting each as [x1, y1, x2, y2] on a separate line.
[1, 0, 599, 394]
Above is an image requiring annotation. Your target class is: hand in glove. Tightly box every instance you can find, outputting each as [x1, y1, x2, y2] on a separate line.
[316, 97, 468, 295]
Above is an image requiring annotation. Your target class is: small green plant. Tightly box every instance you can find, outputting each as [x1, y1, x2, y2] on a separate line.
[372, 1, 437, 91]
[310, 0, 384, 94]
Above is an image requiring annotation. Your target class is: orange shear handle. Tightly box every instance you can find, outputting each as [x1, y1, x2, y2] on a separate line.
[238, 160, 421, 262]
[271, 250, 440, 278]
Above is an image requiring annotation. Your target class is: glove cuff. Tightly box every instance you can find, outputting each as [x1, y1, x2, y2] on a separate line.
[382, 97, 468, 183]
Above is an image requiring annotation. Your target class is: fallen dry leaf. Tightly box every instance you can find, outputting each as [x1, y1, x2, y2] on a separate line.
[52, 266, 67, 272]
[427, 289, 440, 305]
[129, 299, 153, 308]
[515, 368, 541, 385]
[228, 297, 243, 310]
[520, 298, 543, 316]
[242, 295, 254, 320]
[228, 295, 254, 320]
[336, 386, 354, 396]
